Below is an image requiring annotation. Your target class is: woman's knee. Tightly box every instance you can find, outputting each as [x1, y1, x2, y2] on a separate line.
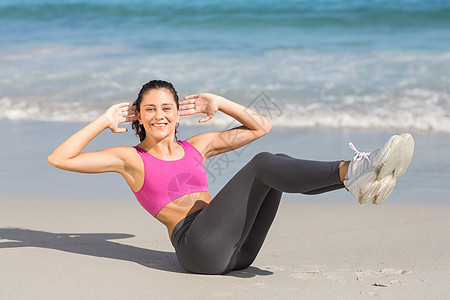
[251, 152, 290, 165]
[275, 153, 290, 158]
[251, 152, 275, 162]
[249, 152, 275, 170]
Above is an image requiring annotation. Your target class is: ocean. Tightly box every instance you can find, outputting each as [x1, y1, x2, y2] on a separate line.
[1, 0, 449, 132]
[1, 0, 449, 203]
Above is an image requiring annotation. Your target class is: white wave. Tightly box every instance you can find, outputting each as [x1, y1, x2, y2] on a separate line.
[1, 45, 449, 133]
[0, 97, 100, 122]
[270, 108, 450, 132]
[1, 97, 449, 132]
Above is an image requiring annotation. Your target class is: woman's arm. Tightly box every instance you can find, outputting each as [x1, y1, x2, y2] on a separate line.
[180, 93, 272, 159]
[47, 103, 137, 173]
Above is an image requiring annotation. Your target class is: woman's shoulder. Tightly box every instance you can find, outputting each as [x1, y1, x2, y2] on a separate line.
[185, 132, 219, 160]
[110, 146, 143, 173]
[186, 134, 207, 148]
[108, 145, 139, 153]
[103, 146, 141, 161]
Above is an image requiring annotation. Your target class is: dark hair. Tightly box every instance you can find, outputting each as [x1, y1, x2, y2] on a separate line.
[132, 80, 180, 142]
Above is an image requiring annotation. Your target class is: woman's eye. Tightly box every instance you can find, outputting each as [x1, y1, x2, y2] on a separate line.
[163, 107, 171, 111]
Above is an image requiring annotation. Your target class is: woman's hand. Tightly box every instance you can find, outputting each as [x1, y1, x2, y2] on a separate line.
[102, 103, 137, 133]
[48, 102, 138, 174]
[179, 93, 222, 123]
[183, 93, 272, 160]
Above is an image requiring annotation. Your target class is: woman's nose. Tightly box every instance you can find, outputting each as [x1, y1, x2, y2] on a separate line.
[154, 108, 165, 118]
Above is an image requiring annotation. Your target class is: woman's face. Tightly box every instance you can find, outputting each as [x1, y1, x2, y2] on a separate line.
[138, 88, 179, 140]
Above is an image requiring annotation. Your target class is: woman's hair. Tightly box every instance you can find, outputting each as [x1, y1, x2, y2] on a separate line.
[131, 80, 180, 142]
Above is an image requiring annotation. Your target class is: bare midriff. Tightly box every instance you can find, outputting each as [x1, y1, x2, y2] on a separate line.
[155, 191, 212, 239]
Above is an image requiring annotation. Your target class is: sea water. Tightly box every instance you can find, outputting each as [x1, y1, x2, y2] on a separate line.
[1, 0, 449, 132]
[1, 1, 449, 202]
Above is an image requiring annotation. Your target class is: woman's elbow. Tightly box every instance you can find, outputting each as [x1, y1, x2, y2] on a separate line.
[47, 154, 62, 169]
[254, 119, 272, 139]
[47, 154, 56, 167]
[262, 119, 272, 135]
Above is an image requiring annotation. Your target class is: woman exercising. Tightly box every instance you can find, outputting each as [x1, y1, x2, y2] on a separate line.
[48, 80, 414, 275]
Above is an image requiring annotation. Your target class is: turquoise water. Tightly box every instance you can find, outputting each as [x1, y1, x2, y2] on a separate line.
[1, 0, 450, 131]
[2, 0, 449, 51]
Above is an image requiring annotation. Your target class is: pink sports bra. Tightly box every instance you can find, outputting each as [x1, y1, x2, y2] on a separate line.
[133, 140, 209, 217]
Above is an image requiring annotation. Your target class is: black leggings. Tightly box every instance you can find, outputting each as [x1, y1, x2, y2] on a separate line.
[171, 152, 344, 275]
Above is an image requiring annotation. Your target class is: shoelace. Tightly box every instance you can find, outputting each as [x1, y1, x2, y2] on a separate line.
[349, 142, 372, 164]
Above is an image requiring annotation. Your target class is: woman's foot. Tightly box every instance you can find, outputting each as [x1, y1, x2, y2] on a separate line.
[344, 133, 414, 204]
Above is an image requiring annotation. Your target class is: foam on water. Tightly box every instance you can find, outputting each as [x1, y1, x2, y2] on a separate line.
[1, 0, 449, 132]
[1, 44, 449, 132]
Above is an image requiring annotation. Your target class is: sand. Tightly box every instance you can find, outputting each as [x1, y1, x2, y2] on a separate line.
[1, 120, 450, 299]
[1, 195, 450, 299]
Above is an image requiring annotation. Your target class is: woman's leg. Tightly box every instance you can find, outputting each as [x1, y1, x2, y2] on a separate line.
[275, 153, 346, 195]
[173, 134, 415, 274]
[174, 152, 344, 274]
[225, 188, 282, 272]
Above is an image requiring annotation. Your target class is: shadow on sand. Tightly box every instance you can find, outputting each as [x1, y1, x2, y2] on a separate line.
[0, 228, 273, 277]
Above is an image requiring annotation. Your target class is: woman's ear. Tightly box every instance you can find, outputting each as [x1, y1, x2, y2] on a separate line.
[136, 110, 142, 124]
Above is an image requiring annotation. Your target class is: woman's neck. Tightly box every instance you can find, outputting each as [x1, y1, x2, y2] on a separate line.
[139, 136, 178, 156]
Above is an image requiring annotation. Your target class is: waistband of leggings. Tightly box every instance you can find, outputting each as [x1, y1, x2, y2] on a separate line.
[170, 209, 203, 248]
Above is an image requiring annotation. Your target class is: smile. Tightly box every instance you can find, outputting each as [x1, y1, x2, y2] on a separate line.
[152, 123, 168, 129]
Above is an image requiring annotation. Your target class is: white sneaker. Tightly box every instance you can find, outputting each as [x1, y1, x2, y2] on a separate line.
[344, 133, 414, 204]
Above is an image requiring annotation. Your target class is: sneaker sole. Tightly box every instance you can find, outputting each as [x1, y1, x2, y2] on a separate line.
[375, 133, 415, 179]
[371, 175, 396, 204]
[372, 133, 414, 204]
[357, 134, 414, 205]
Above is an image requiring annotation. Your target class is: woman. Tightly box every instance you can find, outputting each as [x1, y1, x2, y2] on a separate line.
[48, 80, 414, 275]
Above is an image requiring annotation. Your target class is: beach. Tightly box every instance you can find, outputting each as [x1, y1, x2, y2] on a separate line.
[2, 196, 450, 299]
[2, 120, 450, 299]
[2, 0, 450, 298]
